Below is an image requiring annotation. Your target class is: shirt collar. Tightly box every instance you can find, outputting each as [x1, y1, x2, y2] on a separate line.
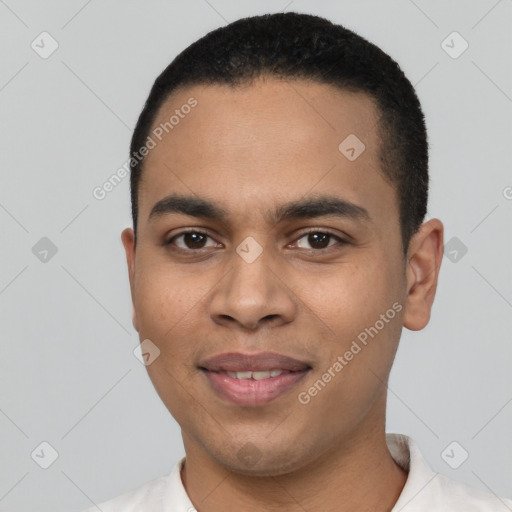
[162, 433, 438, 511]
[386, 433, 441, 511]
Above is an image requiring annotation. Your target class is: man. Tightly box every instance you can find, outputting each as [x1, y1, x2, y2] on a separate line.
[84, 11, 512, 512]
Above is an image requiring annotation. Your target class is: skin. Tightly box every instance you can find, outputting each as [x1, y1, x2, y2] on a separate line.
[121, 76, 444, 511]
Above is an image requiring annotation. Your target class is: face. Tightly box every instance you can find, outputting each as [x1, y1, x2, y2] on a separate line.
[122, 77, 442, 476]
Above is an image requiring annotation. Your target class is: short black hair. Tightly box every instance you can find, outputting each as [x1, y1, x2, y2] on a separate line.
[129, 12, 428, 256]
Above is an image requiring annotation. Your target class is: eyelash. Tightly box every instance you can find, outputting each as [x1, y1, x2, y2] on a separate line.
[165, 228, 348, 254]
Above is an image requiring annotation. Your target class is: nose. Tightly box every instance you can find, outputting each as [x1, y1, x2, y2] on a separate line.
[208, 246, 297, 331]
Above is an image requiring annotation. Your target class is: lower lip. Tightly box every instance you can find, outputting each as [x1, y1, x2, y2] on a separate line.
[201, 369, 310, 407]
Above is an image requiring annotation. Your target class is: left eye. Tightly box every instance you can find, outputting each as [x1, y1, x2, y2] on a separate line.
[294, 231, 344, 250]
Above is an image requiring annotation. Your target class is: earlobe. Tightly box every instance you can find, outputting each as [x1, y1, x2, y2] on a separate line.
[132, 306, 139, 333]
[403, 219, 444, 331]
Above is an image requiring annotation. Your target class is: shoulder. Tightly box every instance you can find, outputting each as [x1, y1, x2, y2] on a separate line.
[431, 472, 512, 511]
[80, 474, 170, 512]
[386, 433, 512, 511]
[79, 456, 193, 511]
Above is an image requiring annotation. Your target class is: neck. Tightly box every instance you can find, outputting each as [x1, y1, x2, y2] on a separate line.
[180, 413, 408, 511]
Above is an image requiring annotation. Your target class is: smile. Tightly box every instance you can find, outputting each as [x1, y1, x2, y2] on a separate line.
[219, 369, 290, 380]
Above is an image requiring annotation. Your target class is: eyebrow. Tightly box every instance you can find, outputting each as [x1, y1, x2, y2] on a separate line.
[148, 193, 371, 226]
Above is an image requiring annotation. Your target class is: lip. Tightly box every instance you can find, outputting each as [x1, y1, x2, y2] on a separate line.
[198, 351, 312, 372]
[201, 368, 310, 407]
[198, 351, 312, 407]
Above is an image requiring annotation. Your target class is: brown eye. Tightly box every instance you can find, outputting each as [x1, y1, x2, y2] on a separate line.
[295, 231, 344, 251]
[167, 231, 219, 251]
[181, 232, 207, 249]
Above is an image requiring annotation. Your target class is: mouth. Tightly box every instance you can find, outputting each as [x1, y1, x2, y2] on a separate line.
[198, 351, 312, 406]
[204, 369, 298, 380]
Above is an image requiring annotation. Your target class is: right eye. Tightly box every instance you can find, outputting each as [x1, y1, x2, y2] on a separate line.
[165, 230, 222, 252]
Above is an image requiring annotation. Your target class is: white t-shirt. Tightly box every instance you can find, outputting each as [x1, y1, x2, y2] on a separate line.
[82, 433, 512, 511]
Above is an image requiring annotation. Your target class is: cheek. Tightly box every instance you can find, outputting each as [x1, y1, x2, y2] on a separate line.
[303, 260, 394, 335]
[133, 260, 197, 333]
[302, 257, 403, 385]
[133, 265, 204, 413]
[144, 359, 204, 434]
[131, 265, 204, 382]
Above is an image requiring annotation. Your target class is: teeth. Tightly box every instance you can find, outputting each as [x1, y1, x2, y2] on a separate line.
[252, 370, 271, 380]
[229, 371, 252, 380]
[225, 369, 286, 380]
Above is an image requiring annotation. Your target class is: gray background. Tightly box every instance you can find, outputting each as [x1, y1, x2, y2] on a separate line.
[0, 0, 511, 510]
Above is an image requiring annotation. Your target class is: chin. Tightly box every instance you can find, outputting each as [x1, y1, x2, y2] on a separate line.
[210, 442, 310, 478]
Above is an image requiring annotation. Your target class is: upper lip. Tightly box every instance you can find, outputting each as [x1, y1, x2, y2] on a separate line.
[199, 351, 312, 372]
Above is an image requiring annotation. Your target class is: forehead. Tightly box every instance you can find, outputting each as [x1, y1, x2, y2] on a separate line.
[138, 78, 398, 233]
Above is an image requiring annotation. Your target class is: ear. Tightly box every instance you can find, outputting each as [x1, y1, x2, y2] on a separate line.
[403, 218, 444, 331]
[121, 227, 139, 333]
